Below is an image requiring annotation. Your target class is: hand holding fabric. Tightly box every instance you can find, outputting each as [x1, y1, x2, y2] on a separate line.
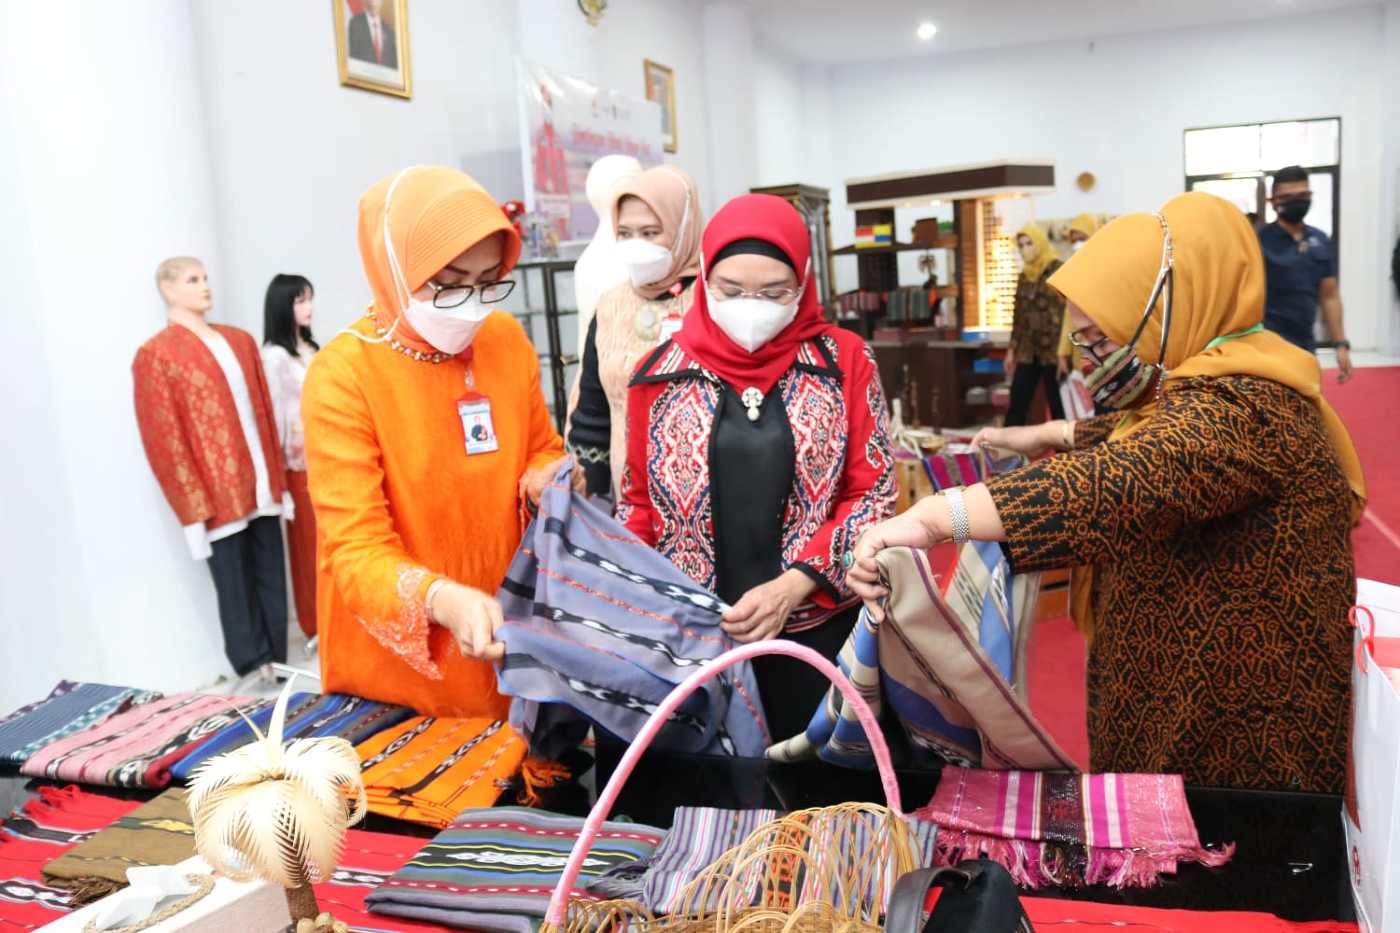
[519, 456, 584, 506]
[721, 569, 816, 643]
[430, 583, 505, 661]
[847, 512, 939, 621]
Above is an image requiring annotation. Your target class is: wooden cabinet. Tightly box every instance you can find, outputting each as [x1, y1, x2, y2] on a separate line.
[871, 338, 1004, 430]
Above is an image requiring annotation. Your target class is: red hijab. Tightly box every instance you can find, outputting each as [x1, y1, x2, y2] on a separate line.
[675, 194, 833, 394]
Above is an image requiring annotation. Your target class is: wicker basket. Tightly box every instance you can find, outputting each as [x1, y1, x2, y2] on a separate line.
[539, 641, 917, 933]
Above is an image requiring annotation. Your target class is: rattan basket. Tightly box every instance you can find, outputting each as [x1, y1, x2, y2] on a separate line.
[539, 640, 918, 932]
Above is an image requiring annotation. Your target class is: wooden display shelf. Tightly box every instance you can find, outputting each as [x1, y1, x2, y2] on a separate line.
[832, 235, 958, 256]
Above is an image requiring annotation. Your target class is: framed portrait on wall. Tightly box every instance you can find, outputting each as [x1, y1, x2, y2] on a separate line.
[643, 59, 677, 153]
[333, 0, 412, 99]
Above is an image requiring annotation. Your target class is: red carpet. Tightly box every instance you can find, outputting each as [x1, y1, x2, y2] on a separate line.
[1028, 366, 1400, 765]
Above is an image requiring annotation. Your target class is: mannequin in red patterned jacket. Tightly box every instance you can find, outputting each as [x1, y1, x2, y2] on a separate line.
[619, 195, 897, 738]
[132, 257, 292, 685]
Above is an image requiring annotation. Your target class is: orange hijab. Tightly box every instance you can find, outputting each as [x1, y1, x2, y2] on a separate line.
[611, 165, 703, 300]
[357, 165, 522, 356]
[1049, 191, 1366, 639]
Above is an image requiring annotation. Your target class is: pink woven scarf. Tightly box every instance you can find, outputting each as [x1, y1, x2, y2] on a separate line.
[915, 768, 1234, 889]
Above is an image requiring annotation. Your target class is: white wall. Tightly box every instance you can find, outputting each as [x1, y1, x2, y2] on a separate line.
[754, 53, 805, 188]
[0, 1, 234, 712]
[1379, 0, 1400, 356]
[191, 0, 523, 341]
[810, 7, 1387, 349]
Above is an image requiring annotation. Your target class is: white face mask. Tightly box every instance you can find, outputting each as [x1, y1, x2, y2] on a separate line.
[709, 295, 800, 353]
[1070, 240, 1085, 254]
[403, 293, 492, 355]
[616, 238, 673, 287]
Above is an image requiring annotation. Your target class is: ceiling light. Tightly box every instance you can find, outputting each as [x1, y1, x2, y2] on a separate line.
[917, 22, 937, 41]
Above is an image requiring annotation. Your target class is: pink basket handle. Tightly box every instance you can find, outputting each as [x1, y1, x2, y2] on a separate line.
[542, 639, 902, 927]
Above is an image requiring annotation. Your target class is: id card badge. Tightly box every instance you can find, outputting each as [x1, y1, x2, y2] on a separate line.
[457, 391, 499, 455]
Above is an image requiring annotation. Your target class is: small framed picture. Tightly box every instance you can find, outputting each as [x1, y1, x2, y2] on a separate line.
[333, 0, 412, 100]
[643, 59, 677, 154]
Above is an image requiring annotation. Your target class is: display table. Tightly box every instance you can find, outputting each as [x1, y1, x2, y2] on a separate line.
[585, 748, 1352, 923]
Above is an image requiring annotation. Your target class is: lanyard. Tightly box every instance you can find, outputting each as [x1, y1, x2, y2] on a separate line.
[1205, 323, 1264, 351]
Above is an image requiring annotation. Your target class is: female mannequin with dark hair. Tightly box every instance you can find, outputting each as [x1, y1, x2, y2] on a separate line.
[261, 273, 319, 641]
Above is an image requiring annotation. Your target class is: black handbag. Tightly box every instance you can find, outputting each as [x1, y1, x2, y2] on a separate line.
[885, 860, 1034, 932]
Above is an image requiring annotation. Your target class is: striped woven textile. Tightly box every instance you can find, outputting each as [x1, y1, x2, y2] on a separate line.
[0, 785, 441, 933]
[596, 806, 939, 915]
[0, 785, 142, 929]
[921, 445, 1024, 493]
[42, 788, 194, 905]
[768, 544, 1073, 771]
[20, 693, 266, 789]
[496, 472, 768, 759]
[169, 692, 413, 784]
[355, 717, 526, 829]
[0, 682, 162, 770]
[916, 767, 1234, 889]
[365, 807, 666, 932]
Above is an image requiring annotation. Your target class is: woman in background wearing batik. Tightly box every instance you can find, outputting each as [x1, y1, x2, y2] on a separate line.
[261, 273, 319, 640]
[302, 166, 567, 718]
[620, 193, 897, 738]
[848, 192, 1365, 793]
[567, 165, 702, 500]
[1004, 222, 1066, 426]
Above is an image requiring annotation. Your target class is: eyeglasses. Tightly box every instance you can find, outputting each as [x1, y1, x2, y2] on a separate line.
[1067, 327, 1114, 364]
[707, 282, 801, 304]
[426, 279, 516, 309]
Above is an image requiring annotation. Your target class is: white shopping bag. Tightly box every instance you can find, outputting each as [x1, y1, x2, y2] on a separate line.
[1345, 578, 1400, 932]
[1059, 371, 1095, 421]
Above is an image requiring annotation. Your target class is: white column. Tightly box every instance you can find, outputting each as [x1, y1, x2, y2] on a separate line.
[1377, 0, 1400, 357]
[0, 0, 233, 711]
[702, 1, 759, 204]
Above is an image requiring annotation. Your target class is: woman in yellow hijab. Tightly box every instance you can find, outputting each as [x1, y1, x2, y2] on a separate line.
[848, 192, 1365, 793]
[1005, 222, 1067, 426]
[1056, 213, 1099, 380]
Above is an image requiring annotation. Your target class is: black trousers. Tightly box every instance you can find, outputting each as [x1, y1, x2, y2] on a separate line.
[207, 516, 288, 676]
[1005, 361, 1065, 427]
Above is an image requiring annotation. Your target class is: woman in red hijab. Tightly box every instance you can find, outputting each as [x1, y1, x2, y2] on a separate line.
[619, 194, 897, 736]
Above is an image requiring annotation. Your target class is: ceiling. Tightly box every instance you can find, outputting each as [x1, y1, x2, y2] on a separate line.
[747, 0, 1378, 64]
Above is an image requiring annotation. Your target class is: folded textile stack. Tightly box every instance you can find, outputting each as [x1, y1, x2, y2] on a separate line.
[0, 785, 143, 929]
[0, 785, 440, 933]
[0, 681, 162, 769]
[496, 470, 768, 759]
[169, 692, 413, 784]
[917, 767, 1234, 889]
[21, 693, 266, 789]
[598, 806, 941, 915]
[355, 717, 526, 828]
[365, 807, 666, 931]
[42, 788, 194, 905]
[768, 544, 1071, 771]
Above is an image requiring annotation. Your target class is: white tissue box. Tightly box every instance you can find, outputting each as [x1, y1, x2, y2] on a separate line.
[41, 857, 291, 932]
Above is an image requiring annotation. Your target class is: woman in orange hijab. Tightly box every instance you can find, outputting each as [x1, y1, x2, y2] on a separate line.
[302, 166, 566, 717]
[848, 192, 1365, 793]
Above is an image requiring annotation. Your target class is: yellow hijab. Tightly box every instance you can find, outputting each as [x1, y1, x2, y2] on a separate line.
[1068, 212, 1100, 239]
[1016, 223, 1056, 281]
[1049, 191, 1366, 640]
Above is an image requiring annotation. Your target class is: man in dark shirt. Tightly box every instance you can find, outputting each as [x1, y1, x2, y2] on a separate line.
[1257, 165, 1352, 382]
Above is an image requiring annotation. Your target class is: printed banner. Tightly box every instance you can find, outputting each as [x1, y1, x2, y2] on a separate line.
[518, 60, 664, 244]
